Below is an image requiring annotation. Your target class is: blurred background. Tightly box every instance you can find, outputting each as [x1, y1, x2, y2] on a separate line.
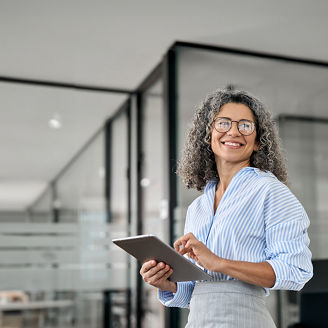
[0, 1, 328, 327]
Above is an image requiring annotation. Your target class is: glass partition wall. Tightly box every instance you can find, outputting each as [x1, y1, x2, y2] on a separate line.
[22, 119, 131, 328]
[0, 80, 129, 328]
[2, 42, 328, 328]
[278, 116, 328, 328]
[106, 102, 132, 328]
[132, 44, 328, 328]
[171, 43, 328, 328]
[136, 71, 169, 328]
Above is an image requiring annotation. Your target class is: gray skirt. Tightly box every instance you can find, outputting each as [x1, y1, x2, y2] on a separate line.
[186, 280, 276, 328]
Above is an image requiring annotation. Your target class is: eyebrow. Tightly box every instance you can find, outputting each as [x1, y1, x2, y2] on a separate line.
[214, 116, 254, 123]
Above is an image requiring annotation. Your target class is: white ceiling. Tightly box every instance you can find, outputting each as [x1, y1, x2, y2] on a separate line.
[1, 0, 328, 211]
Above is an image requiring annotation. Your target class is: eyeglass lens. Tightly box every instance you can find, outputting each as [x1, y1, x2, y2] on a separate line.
[214, 118, 254, 135]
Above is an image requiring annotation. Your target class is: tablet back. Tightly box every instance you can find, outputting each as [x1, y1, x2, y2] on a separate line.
[112, 234, 212, 282]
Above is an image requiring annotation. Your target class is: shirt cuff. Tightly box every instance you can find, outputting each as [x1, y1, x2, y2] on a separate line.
[158, 281, 194, 308]
[266, 260, 309, 291]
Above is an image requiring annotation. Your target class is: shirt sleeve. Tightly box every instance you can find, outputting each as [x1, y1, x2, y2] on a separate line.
[158, 281, 196, 308]
[264, 181, 313, 291]
[158, 206, 196, 308]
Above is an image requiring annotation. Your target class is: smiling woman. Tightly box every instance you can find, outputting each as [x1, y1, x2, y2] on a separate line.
[139, 89, 313, 328]
[177, 89, 288, 190]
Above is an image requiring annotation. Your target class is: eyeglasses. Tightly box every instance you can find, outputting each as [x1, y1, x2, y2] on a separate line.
[213, 117, 256, 136]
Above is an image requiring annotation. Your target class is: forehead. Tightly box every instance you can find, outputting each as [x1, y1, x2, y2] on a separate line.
[216, 102, 254, 121]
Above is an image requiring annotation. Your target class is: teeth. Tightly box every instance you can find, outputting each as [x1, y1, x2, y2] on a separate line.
[224, 142, 241, 146]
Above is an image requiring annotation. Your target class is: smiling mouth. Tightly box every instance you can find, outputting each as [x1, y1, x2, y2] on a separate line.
[221, 141, 244, 147]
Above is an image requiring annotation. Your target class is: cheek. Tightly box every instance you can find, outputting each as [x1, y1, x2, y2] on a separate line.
[210, 131, 215, 149]
[211, 131, 222, 150]
[246, 136, 258, 151]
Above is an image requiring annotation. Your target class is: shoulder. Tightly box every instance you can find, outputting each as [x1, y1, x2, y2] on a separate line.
[248, 168, 303, 209]
[251, 168, 290, 194]
[230, 167, 285, 197]
[252, 170, 309, 227]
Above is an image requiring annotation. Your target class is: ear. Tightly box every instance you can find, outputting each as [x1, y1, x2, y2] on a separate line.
[253, 141, 259, 152]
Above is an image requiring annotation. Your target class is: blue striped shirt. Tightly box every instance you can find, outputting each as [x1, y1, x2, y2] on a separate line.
[158, 167, 313, 308]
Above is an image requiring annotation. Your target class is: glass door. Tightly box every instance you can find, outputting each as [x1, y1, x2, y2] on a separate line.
[138, 76, 168, 328]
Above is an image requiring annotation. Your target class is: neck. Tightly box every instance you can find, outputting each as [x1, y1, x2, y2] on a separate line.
[216, 160, 250, 192]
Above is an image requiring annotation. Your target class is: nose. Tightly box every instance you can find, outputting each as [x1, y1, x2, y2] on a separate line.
[227, 121, 241, 137]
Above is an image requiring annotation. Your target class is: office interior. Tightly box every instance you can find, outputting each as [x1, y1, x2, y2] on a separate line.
[1, 3, 328, 327]
[1, 42, 327, 328]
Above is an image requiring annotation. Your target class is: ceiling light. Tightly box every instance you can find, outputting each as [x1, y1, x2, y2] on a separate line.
[48, 113, 62, 129]
[140, 178, 150, 188]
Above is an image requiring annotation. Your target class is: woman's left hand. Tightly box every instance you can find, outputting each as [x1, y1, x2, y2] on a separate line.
[174, 233, 220, 272]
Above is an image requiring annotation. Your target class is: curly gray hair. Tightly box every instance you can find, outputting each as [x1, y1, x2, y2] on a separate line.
[177, 89, 288, 191]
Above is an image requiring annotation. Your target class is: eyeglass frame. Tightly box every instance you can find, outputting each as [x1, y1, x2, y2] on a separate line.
[212, 117, 256, 136]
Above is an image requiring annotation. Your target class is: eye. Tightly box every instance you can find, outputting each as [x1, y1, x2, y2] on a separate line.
[239, 120, 252, 130]
[219, 121, 230, 127]
[214, 118, 232, 132]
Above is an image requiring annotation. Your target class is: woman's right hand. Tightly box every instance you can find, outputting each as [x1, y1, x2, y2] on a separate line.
[139, 260, 177, 293]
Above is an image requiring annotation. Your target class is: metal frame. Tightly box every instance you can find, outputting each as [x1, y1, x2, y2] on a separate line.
[163, 48, 180, 328]
[0, 75, 133, 94]
[172, 41, 328, 67]
[279, 114, 328, 124]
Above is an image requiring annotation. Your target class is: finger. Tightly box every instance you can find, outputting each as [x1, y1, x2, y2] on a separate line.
[185, 240, 192, 249]
[140, 260, 157, 275]
[178, 240, 194, 255]
[149, 265, 172, 284]
[177, 240, 187, 253]
[188, 252, 196, 260]
[178, 247, 189, 255]
[159, 268, 173, 281]
[174, 239, 182, 251]
[145, 265, 169, 284]
[143, 262, 166, 280]
[174, 234, 190, 251]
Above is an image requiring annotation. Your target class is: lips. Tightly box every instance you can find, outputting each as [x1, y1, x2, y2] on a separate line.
[221, 141, 244, 147]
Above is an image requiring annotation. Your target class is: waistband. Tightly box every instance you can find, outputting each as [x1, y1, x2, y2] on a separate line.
[193, 280, 266, 298]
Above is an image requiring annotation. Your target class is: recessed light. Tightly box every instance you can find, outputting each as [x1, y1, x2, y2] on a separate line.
[48, 113, 62, 129]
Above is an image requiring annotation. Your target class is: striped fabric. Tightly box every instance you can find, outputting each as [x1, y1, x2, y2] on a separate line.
[159, 167, 313, 308]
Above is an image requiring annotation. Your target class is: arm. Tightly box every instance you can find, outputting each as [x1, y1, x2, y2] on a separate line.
[214, 258, 275, 288]
[175, 182, 313, 291]
[263, 189, 313, 290]
[174, 233, 275, 288]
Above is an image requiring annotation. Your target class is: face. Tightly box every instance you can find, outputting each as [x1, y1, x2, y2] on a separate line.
[211, 102, 259, 167]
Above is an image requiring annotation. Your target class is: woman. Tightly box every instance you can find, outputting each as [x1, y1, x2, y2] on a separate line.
[140, 89, 313, 327]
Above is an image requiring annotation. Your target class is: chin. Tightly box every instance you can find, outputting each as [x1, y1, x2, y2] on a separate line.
[217, 155, 250, 165]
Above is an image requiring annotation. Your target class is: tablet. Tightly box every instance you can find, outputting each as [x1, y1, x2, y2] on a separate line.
[112, 234, 212, 282]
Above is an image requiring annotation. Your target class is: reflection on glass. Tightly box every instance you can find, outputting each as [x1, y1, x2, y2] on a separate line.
[108, 109, 131, 327]
[175, 46, 328, 327]
[279, 117, 328, 328]
[29, 187, 54, 222]
[140, 78, 166, 328]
